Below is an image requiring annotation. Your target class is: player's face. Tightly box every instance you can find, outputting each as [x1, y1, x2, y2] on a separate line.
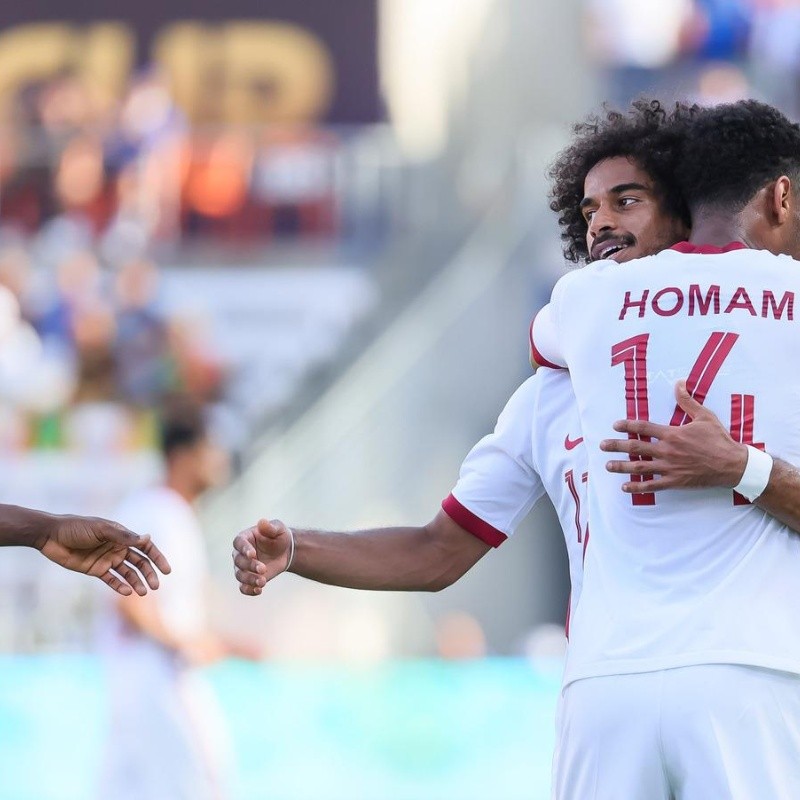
[190, 438, 231, 493]
[581, 157, 688, 263]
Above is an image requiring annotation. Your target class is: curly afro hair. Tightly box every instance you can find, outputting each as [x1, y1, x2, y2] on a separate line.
[676, 99, 800, 214]
[549, 99, 698, 264]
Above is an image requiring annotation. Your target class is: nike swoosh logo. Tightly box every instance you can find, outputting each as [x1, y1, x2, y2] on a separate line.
[564, 435, 584, 450]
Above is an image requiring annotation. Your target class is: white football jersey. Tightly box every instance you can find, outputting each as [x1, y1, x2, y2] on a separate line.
[111, 485, 210, 644]
[443, 368, 589, 633]
[531, 242, 800, 684]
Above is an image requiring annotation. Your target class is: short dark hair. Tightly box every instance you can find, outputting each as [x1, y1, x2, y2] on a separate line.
[158, 398, 207, 459]
[549, 99, 697, 263]
[676, 99, 800, 214]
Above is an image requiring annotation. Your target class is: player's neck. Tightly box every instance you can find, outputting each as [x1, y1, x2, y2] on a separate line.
[688, 211, 749, 249]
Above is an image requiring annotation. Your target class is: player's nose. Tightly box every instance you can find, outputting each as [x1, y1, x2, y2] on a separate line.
[588, 205, 618, 239]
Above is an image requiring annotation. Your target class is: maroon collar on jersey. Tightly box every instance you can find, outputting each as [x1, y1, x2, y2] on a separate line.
[669, 241, 748, 254]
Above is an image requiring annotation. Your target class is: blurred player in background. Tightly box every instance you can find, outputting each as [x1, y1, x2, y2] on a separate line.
[531, 100, 800, 798]
[99, 399, 254, 800]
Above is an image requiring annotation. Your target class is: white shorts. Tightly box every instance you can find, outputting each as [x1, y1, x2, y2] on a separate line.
[552, 664, 800, 800]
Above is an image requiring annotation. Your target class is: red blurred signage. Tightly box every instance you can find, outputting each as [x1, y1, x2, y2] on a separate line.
[0, 1, 381, 124]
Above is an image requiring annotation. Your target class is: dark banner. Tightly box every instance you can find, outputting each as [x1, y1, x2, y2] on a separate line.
[0, 0, 381, 123]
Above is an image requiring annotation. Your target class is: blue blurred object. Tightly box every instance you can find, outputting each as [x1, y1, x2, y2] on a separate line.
[694, 0, 752, 60]
[0, 655, 560, 800]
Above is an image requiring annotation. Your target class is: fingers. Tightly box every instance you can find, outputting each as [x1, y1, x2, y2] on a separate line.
[125, 549, 160, 591]
[136, 536, 172, 575]
[606, 458, 663, 476]
[99, 522, 172, 576]
[233, 532, 259, 561]
[611, 419, 667, 438]
[601, 437, 659, 458]
[232, 550, 266, 575]
[232, 520, 285, 599]
[674, 379, 707, 420]
[114, 562, 149, 596]
[234, 567, 266, 589]
[622, 477, 673, 493]
[232, 531, 267, 598]
[98, 570, 133, 596]
[256, 518, 285, 540]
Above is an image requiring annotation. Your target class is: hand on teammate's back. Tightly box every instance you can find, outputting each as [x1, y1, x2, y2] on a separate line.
[600, 380, 749, 493]
[39, 514, 172, 596]
[232, 518, 292, 596]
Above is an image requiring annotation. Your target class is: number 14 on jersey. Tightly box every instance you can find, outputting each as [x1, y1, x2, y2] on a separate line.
[611, 332, 763, 506]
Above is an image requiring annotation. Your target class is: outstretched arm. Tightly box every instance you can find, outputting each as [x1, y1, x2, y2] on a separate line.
[601, 380, 800, 532]
[232, 511, 491, 597]
[0, 504, 171, 596]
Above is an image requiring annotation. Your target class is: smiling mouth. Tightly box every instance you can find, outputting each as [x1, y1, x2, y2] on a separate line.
[592, 240, 632, 261]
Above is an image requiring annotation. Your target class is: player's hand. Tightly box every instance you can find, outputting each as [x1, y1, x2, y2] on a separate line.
[232, 518, 292, 597]
[600, 379, 748, 494]
[38, 515, 171, 596]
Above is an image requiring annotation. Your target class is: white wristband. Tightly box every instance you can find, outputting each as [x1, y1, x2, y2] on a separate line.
[733, 446, 773, 502]
[281, 527, 296, 574]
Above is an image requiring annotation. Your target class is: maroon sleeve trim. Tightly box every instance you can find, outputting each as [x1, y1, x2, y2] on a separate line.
[442, 494, 508, 548]
[529, 316, 563, 371]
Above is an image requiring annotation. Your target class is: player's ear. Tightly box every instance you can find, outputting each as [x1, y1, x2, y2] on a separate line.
[771, 176, 792, 225]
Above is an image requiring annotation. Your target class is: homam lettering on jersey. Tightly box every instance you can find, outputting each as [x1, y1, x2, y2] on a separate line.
[618, 285, 795, 321]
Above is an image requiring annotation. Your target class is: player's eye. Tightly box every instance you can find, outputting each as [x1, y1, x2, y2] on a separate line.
[583, 209, 596, 222]
[619, 196, 639, 208]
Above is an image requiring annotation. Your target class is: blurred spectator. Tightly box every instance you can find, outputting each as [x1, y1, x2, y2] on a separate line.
[36, 71, 97, 139]
[690, 0, 751, 61]
[250, 127, 339, 238]
[181, 130, 254, 238]
[580, 0, 800, 111]
[104, 70, 187, 250]
[694, 62, 752, 104]
[584, 0, 695, 103]
[108, 70, 186, 171]
[32, 250, 103, 348]
[71, 299, 117, 403]
[749, 0, 800, 118]
[0, 64, 378, 467]
[0, 284, 74, 416]
[0, 67, 356, 247]
[585, 0, 694, 69]
[113, 259, 171, 406]
[166, 313, 226, 405]
[54, 134, 113, 233]
[0, 245, 33, 309]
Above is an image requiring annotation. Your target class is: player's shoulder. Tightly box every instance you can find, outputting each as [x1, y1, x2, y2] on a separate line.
[550, 265, 585, 295]
[747, 250, 799, 268]
[501, 369, 573, 423]
[508, 367, 570, 397]
[669, 247, 800, 283]
[501, 373, 545, 416]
